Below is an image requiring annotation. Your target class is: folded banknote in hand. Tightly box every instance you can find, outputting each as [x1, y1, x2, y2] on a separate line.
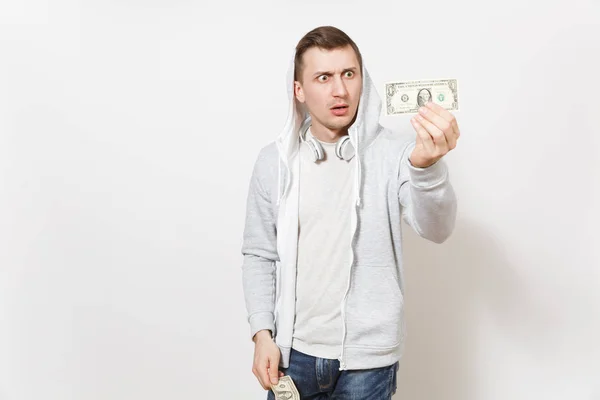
[270, 375, 300, 400]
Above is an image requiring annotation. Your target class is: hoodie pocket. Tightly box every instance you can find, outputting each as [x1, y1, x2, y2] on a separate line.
[344, 264, 404, 349]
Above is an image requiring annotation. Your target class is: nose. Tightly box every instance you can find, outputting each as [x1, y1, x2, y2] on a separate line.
[331, 75, 348, 98]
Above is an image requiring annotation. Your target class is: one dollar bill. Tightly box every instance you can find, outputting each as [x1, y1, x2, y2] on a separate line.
[384, 78, 459, 115]
[271, 376, 300, 400]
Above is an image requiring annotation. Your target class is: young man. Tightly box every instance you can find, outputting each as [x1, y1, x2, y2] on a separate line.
[241, 26, 459, 399]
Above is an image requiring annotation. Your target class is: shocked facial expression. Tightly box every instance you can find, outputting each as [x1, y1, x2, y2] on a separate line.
[294, 45, 363, 136]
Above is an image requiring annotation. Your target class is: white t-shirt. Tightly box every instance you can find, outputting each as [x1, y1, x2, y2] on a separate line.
[291, 128, 356, 359]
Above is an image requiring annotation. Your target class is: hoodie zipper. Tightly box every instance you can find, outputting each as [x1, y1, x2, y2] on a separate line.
[278, 126, 360, 370]
[338, 208, 357, 370]
[338, 126, 360, 370]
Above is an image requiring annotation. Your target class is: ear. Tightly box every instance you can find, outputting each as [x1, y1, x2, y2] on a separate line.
[294, 81, 305, 103]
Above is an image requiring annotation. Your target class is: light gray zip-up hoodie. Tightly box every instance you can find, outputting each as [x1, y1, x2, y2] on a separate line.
[241, 51, 457, 371]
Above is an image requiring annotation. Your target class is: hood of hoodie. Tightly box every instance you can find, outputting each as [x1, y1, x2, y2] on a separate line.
[275, 50, 384, 206]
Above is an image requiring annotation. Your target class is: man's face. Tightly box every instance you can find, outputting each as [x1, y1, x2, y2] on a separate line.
[419, 90, 431, 104]
[294, 45, 362, 136]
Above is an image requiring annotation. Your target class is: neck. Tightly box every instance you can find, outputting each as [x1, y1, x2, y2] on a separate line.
[309, 123, 348, 143]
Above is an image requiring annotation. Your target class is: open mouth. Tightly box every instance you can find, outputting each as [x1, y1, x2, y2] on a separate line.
[331, 105, 349, 116]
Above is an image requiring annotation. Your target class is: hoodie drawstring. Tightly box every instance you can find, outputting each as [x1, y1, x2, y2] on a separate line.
[277, 156, 282, 206]
[355, 126, 362, 207]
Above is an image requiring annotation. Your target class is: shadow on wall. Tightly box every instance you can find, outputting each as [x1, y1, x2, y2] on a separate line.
[392, 218, 569, 400]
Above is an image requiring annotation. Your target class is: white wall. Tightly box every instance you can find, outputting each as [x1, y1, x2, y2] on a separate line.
[1, 0, 598, 399]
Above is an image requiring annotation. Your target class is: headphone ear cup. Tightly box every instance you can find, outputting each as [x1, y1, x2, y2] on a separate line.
[307, 137, 325, 162]
[336, 136, 355, 160]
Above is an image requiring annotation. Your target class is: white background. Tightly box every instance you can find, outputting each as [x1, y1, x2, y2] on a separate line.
[1, 0, 599, 399]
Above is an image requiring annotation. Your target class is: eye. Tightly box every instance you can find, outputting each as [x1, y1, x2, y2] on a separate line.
[318, 75, 328, 82]
[344, 71, 354, 78]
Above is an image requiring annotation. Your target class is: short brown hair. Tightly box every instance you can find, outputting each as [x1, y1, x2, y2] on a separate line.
[294, 26, 363, 83]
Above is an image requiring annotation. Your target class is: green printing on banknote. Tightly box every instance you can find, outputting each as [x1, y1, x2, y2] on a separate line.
[385, 78, 459, 115]
[271, 376, 300, 400]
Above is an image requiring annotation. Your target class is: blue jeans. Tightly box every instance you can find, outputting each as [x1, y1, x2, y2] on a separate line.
[267, 347, 399, 399]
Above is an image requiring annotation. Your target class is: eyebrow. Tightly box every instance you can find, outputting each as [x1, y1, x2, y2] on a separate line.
[312, 67, 358, 77]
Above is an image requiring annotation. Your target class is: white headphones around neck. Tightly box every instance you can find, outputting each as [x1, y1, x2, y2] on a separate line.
[299, 118, 356, 163]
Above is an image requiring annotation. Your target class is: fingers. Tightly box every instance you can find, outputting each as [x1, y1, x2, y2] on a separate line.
[425, 101, 453, 123]
[410, 102, 460, 166]
[414, 113, 449, 152]
[410, 118, 435, 154]
[424, 112, 457, 150]
[268, 355, 280, 386]
[451, 118, 461, 139]
[419, 106, 451, 138]
[253, 355, 281, 390]
[253, 357, 271, 390]
[425, 102, 460, 142]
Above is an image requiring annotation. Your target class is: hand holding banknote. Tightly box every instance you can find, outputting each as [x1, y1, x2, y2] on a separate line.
[408, 101, 461, 168]
[384, 78, 461, 168]
[252, 330, 285, 390]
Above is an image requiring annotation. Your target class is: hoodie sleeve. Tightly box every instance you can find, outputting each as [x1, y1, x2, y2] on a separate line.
[398, 141, 457, 243]
[240, 148, 280, 341]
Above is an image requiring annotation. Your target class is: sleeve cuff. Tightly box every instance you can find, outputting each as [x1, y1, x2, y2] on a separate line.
[405, 144, 449, 188]
[249, 311, 275, 341]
